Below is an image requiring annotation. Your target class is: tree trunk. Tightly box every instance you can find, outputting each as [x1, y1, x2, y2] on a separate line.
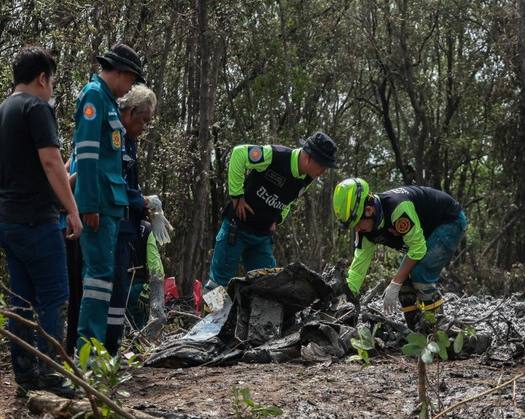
[143, 7, 177, 191]
[181, 0, 215, 296]
[516, 0, 525, 263]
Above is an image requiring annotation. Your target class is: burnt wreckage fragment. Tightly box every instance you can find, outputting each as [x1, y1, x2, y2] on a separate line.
[145, 263, 523, 369]
[146, 263, 359, 367]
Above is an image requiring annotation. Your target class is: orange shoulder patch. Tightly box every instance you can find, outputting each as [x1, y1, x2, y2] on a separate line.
[394, 217, 412, 234]
[248, 146, 263, 163]
[83, 103, 96, 120]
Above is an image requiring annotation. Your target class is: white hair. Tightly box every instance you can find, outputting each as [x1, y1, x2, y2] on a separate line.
[118, 84, 157, 114]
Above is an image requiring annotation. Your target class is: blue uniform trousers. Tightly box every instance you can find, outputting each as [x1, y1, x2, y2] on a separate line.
[105, 232, 134, 355]
[76, 215, 119, 349]
[399, 211, 468, 307]
[208, 218, 276, 288]
[0, 222, 68, 383]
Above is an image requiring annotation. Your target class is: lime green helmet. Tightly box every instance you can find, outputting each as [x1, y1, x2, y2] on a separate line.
[333, 178, 369, 228]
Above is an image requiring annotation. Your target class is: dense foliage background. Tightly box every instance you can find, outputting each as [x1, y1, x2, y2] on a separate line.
[1, 0, 524, 296]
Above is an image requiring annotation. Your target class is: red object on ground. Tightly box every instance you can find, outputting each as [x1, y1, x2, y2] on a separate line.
[164, 276, 179, 303]
[193, 279, 203, 315]
[164, 277, 203, 315]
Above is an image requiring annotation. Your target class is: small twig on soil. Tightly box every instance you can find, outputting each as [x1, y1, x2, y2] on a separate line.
[433, 373, 524, 419]
[513, 379, 517, 409]
[127, 316, 154, 349]
[306, 309, 337, 322]
[496, 372, 503, 385]
[335, 308, 355, 323]
[167, 310, 202, 321]
[383, 353, 412, 368]
[0, 326, 136, 419]
[0, 283, 34, 314]
[27, 392, 156, 419]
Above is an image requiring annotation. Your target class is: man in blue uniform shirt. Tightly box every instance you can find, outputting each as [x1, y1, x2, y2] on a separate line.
[104, 84, 171, 354]
[74, 44, 145, 349]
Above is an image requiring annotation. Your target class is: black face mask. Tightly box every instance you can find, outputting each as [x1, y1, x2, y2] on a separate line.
[368, 195, 383, 231]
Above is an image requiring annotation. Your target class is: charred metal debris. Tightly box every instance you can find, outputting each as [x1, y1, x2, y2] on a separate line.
[145, 263, 525, 369]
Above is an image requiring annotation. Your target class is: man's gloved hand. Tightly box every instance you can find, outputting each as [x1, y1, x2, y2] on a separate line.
[144, 195, 162, 212]
[151, 212, 173, 246]
[145, 195, 173, 245]
[383, 281, 402, 314]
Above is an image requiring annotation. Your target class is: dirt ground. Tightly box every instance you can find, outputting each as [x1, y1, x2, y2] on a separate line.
[1, 355, 524, 418]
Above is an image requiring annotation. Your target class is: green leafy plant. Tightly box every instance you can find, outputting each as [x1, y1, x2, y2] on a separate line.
[231, 386, 283, 418]
[65, 338, 140, 417]
[347, 323, 381, 366]
[402, 319, 477, 418]
[402, 326, 475, 364]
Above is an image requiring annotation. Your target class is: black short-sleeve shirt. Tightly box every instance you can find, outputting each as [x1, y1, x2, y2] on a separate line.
[0, 92, 60, 224]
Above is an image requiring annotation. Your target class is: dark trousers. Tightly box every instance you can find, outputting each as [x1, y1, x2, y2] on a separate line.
[105, 233, 134, 355]
[0, 222, 68, 382]
[65, 238, 83, 355]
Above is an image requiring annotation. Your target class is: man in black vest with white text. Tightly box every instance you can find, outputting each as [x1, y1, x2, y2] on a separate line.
[205, 132, 337, 292]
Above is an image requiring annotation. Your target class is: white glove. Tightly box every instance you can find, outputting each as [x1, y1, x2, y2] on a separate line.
[145, 195, 162, 212]
[150, 211, 173, 246]
[383, 282, 402, 315]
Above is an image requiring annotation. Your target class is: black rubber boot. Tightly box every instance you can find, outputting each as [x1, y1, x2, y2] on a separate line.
[403, 310, 419, 331]
[399, 281, 419, 331]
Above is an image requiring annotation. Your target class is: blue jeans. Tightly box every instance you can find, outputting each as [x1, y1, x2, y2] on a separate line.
[208, 219, 276, 287]
[0, 222, 68, 381]
[404, 211, 468, 301]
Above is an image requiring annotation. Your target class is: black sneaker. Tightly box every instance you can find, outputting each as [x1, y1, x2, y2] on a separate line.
[15, 380, 40, 398]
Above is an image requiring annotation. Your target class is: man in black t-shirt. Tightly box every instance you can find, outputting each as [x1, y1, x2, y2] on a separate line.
[0, 46, 82, 398]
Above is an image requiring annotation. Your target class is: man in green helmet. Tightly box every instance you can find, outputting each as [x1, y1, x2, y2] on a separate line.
[332, 178, 468, 330]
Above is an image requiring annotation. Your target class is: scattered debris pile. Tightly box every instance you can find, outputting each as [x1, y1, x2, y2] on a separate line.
[145, 263, 525, 368]
[444, 293, 525, 364]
